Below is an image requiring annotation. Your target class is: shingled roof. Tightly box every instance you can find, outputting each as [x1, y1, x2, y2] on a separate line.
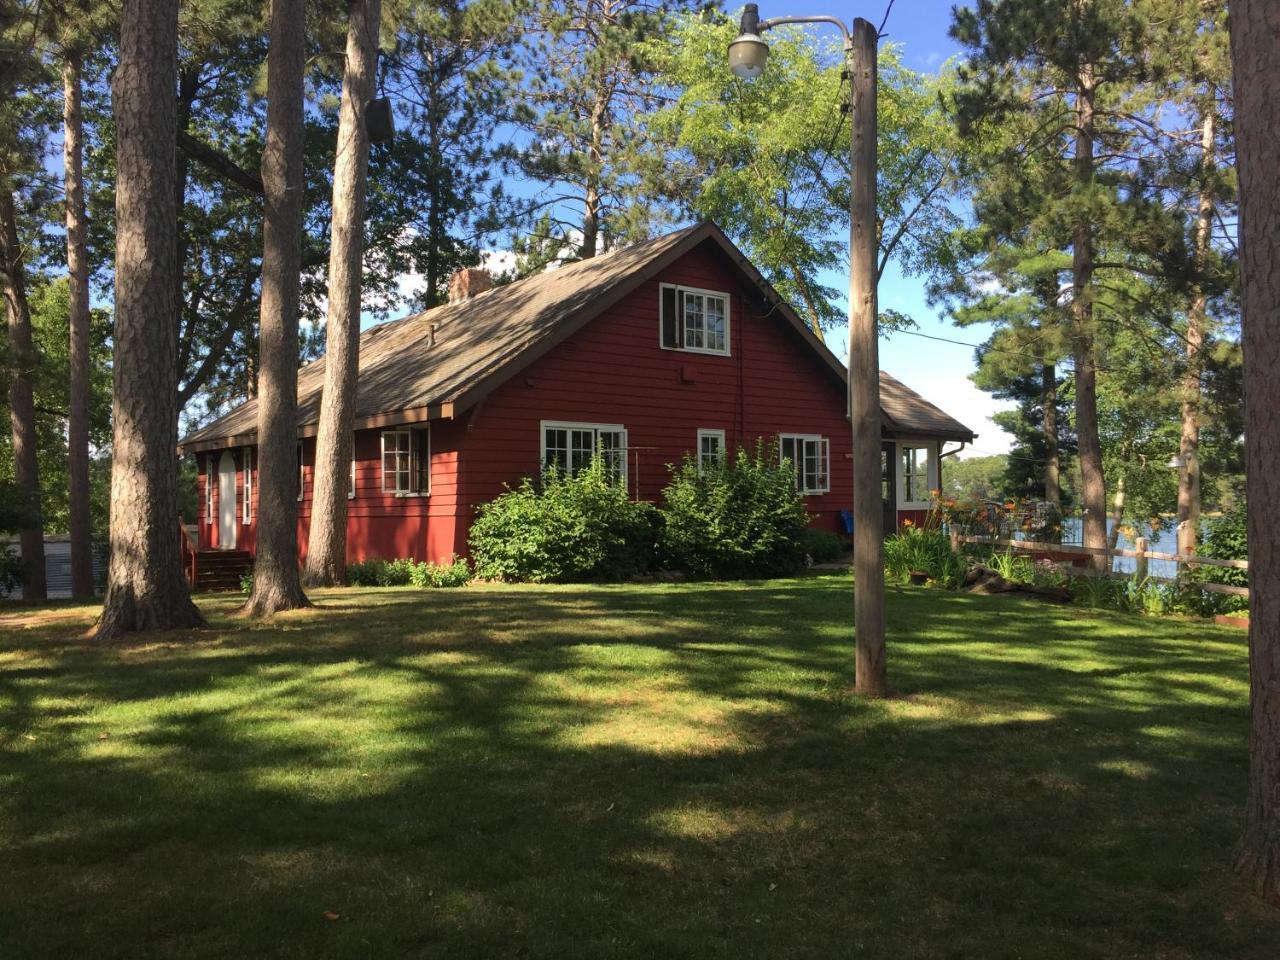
[178, 221, 974, 453]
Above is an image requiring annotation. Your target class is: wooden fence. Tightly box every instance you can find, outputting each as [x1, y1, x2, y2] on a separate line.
[951, 531, 1250, 599]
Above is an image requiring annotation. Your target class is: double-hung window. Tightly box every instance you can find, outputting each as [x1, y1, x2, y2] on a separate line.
[697, 428, 726, 474]
[542, 421, 627, 487]
[243, 447, 254, 522]
[780, 434, 830, 495]
[381, 428, 430, 496]
[660, 284, 730, 355]
[898, 444, 933, 508]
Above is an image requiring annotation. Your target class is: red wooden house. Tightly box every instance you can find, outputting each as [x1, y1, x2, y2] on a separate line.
[178, 222, 974, 580]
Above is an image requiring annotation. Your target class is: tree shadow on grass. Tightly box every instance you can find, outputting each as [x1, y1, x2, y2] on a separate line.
[0, 579, 1275, 959]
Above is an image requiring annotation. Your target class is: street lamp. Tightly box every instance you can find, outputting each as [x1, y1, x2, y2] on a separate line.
[728, 5, 888, 698]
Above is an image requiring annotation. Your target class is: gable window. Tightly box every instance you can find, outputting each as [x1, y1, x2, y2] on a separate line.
[697, 428, 726, 474]
[660, 284, 730, 356]
[898, 444, 934, 509]
[542, 421, 627, 487]
[381, 428, 430, 496]
[780, 434, 830, 495]
[243, 447, 253, 522]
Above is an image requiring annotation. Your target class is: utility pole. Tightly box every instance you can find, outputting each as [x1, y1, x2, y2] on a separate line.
[848, 17, 886, 697]
[728, 7, 887, 697]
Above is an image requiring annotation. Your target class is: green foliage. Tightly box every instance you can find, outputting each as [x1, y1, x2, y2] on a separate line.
[884, 526, 966, 588]
[941, 454, 1009, 502]
[0, 278, 112, 536]
[346, 557, 473, 589]
[469, 458, 655, 583]
[408, 557, 472, 589]
[1188, 502, 1248, 614]
[643, 13, 965, 333]
[658, 444, 809, 579]
[799, 528, 844, 565]
[239, 569, 253, 595]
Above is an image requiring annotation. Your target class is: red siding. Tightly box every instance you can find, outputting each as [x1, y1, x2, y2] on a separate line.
[198, 238, 883, 564]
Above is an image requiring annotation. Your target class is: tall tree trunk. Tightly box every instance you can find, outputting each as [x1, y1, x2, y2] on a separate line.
[64, 51, 93, 599]
[94, 0, 203, 640]
[1229, 0, 1280, 906]
[1178, 107, 1215, 557]
[244, 0, 310, 615]
[1071, 61, 1107, 572]
[1042, 361, 1060, 510]
[303, 0, 381, 588]
[1, 189, 46, 601]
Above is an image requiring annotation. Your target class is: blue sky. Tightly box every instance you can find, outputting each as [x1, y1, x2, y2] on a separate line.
[770, 0, 1014, 458]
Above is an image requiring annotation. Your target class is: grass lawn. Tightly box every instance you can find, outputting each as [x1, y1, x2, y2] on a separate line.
[2, 577, 1277, 958]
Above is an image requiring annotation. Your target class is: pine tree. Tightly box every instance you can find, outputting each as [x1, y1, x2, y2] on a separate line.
[244, 0, 310, 615]
[1228, 0, 1280, 907]
[94, 0, 204, 639]
[305, 0, 382, 587]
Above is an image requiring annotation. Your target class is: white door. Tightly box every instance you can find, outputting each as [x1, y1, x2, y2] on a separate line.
[218, 450, 238, 549]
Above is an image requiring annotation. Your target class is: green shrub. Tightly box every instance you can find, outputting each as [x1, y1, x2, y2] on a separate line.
[346, 557, 472, 588]
[409, 557, 471, 588]
[1189, 502, 1249, 615]
[239, 569, 253, 594]
[658, 442, 809, 579]
[800, 528, 845, 564]
[470, 457, 656, 582]
[884, 526, 958, 586]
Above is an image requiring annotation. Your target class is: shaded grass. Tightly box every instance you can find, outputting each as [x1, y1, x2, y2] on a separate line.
[0, 578, 1276, 958]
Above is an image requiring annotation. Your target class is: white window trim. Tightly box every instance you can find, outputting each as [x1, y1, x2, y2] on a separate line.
[205, 453, 214, 522]
[780, 433, 831, 496]
[896, 441, 937, 510]
[696, 428, 726, 474]
[380, 428, 430, 497]
[540, 419, 628, 490]
[297, 441, 305, 502]
[348, 452, 356, 500]
[243, 447, 253, 522]
[659, 283, 732, 357]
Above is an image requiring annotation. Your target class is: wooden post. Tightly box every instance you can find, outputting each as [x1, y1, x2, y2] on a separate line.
[1134, 536, 1148, 581]
[950, 526, 960, 555]
[849, 18, 886, 699]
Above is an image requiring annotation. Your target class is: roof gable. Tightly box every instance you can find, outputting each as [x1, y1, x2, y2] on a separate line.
[178, 221, 973, 452]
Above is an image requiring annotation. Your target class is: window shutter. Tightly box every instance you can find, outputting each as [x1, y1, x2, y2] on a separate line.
[661, 286, 679, 348]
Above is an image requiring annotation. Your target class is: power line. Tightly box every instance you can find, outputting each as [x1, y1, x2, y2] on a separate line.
[877, 0, 898, 37]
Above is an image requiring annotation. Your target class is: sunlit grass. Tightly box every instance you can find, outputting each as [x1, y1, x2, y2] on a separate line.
[0, 577, 1276, 958]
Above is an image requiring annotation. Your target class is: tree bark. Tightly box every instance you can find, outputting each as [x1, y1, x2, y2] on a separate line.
[1178, 107, 1215, 557]
[303, 0, 381, 588]
[850, 19, 886, 699]
[1229, 0, 1280, 906]
[1107, 473, 1125, 554]
[1, 189, 46, 601]
[1071, 59, 1108, 572]
[244, 0, 310, 615]
[1042, 361, 1060, 510]
[64, 51, 94, 598]
[94, 0, 203, 640]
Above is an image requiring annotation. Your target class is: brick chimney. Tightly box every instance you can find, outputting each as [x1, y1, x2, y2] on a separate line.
[448, 267, 493, 303]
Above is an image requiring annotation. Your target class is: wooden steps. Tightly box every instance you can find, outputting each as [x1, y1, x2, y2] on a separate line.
[194, 550, 253, 592]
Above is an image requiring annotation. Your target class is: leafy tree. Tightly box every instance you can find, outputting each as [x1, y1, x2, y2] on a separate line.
[644, 14, 965, 335]
[0, 278, 111, 538]
[940, 455, 1008, 501]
